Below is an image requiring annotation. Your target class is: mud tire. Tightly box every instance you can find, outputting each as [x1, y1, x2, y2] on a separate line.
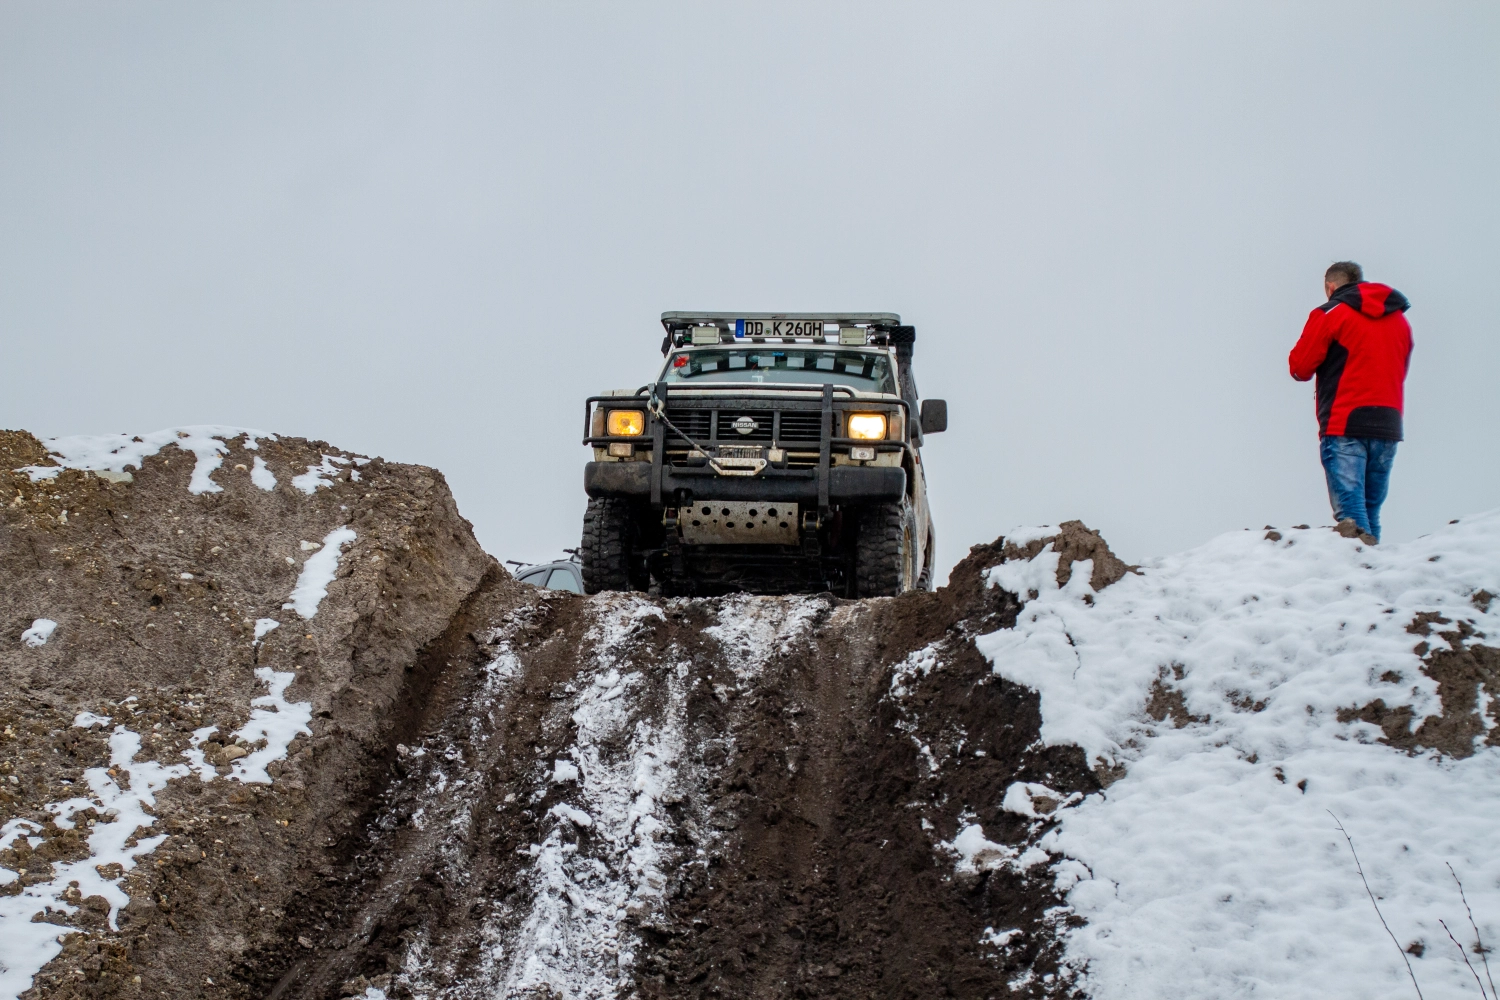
[581, 497, 636, 594]
[855, 501, 916, 597]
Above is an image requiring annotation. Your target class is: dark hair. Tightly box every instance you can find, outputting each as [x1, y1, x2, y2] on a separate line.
[1325, 261, 1362, 288]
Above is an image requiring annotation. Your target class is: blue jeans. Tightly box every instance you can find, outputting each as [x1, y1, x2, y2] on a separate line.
[1320, 436, 1398, 540]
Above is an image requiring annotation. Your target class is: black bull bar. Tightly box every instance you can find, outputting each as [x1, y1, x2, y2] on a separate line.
[583, 383, 910, 510]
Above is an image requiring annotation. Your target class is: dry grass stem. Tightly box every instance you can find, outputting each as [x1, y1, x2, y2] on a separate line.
[1330, 812, 1424, 1000]
[1450, 862, 1497, 1000]
[1441, 918, 1491, 999]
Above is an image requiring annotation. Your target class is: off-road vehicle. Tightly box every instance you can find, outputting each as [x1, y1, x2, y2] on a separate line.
[580, 312, 946, 597]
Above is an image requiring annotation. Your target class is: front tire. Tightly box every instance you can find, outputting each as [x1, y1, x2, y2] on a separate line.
[855, 501, 917, 597]
[581, 497, 636, 594]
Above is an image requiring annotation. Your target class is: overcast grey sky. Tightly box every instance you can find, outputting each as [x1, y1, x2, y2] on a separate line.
[3, 2, 1497, 576]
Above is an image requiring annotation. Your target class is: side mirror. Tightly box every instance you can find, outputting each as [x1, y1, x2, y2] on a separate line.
[920, 399, 948, 434]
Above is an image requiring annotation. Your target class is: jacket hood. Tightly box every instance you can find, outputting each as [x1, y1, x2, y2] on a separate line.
[1327, 281, 1410, 318]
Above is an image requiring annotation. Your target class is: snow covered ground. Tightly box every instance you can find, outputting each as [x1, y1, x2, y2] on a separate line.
[979, 513, 1500, 999]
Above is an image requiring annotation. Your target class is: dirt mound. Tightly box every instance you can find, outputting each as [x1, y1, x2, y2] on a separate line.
[1, 429, 501, 999]
[999, 521, 1134, 592]
[1, 429, 1102, 999]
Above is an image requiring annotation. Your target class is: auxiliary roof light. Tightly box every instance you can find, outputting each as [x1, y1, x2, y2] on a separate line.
[839, 327, 869, 346]
[691, 326, 720, 346]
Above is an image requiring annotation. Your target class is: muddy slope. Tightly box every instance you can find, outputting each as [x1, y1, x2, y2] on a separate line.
[267, 540, 1105, 1000]
[1, 429, 503, 999]
[1, 427, 1098, 1000]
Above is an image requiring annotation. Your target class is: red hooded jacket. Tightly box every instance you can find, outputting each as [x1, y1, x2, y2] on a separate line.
[1289, 282, 1412, 439]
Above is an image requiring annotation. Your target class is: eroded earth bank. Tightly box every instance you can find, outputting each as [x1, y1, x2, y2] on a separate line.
[1, 429, 1103, 1000]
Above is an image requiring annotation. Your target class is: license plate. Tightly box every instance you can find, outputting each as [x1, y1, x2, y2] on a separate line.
[736, 319, 826, 338]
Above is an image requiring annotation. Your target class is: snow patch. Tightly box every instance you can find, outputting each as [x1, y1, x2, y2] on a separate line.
[890, 642, 941, 698]
[703, 595, 822, 681]
[254, 618, 280, 642]
[1002, 524, 1063, 548]
[551, 759, 579, 784]
[1002, 782, 1080, 819]
[15, 427, 274, 494]
[182, 726, 221, 781]
[548, 803, 594, 828]
[982, 926, 1023, 948]
[226, 669, 313, 784]
[291, 453, 350, 494]
[0, 666, 306, 996]
[250, 456, 277, 490]
[283, 527, 357, 619]
[946, 823, 1016, 874]
[977, 512, 1500, 999]
[20, 619, 56, 648]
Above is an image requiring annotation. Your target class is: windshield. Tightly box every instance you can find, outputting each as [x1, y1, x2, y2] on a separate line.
[660, 348, 896, 394]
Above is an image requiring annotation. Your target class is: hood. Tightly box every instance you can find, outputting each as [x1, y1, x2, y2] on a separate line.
[1327, 281, 1410, 318]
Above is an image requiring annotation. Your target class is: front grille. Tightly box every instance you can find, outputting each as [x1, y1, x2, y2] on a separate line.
[664, 409, 712, 444]
[776, 412, 825, 443]
[718, 412, 774, 442]
[663, 406, 829, 446]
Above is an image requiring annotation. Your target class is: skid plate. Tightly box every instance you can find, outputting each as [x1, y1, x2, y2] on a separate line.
[679, 501, 799, 545]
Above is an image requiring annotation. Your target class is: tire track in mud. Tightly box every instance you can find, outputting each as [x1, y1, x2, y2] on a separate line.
[296, 543, 1098, 1000]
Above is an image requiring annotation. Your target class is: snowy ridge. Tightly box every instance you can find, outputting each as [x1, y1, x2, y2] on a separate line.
[977, 513, 1500, 999]
[16, 426, 275, 493]
[13, 426, 369, 497]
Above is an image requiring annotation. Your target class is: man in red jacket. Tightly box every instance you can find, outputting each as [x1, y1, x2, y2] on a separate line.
[1288, 261, 1412, 544]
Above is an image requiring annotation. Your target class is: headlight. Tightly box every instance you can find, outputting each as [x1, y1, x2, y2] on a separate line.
[607, 410, 645, 436]
[847, 413, 887, 440]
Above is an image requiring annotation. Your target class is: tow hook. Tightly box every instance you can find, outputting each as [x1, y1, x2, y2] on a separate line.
[801, 510, 822, 556]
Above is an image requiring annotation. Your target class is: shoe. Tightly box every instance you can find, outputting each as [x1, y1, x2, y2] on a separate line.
[1335, 519, 1361, 538]
[1359, 533, 1378, 546]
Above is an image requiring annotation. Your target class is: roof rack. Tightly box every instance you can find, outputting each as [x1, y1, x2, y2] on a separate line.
[661, 311, 900, 329]
[660, 312, 909, 350]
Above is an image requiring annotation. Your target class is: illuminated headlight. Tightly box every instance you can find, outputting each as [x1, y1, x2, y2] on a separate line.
[846, 413, 887, 440]
[607, 410, 645, 436]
